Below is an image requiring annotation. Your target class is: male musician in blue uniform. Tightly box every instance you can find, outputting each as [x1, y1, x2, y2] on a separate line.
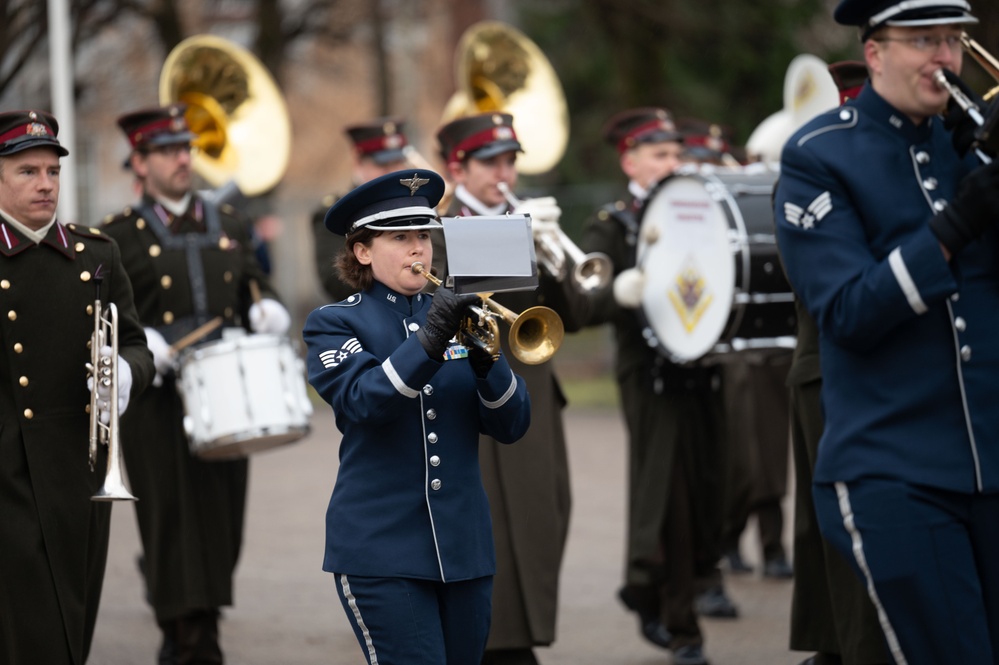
[0, 110, 154, 664]
[311, 117, 411, 301]
[102, 104, 290, 664]
[775, 1, 999, 662]
[304, 169, 532, 664]
[579, 107, 725, 665]
[435, 112, 591, 665]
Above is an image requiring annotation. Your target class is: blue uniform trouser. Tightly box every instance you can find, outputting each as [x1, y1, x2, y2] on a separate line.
[814, 478, 999, 665]
[334, 573, 493, 665]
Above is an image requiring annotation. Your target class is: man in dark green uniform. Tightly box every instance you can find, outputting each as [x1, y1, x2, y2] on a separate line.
[312, 117, 411, 301]
[579, 107, 725, 665]
[102, 104, 289, 664]
[0, 110, 154, 664]
[435, 112, 591, 665]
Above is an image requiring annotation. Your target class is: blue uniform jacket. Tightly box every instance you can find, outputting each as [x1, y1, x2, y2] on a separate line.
[303, 281, 531, 582]
[775, 83, 999, 494]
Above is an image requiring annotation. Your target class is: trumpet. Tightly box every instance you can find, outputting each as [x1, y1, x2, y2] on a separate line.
[961, 33, 999, 102]
[410, 262, 564, 365]
[87, 287, 136, 502]
[496, 182, 613, 293]
[934, 68, 994, 165]
[933, 34, 999, 165]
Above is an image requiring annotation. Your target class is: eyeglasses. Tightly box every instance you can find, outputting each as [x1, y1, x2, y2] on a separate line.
[875, 35, 963, 52]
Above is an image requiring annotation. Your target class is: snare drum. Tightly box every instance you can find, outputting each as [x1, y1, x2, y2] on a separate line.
[636, 166, 796, 363]
[178, 332, 313, 460]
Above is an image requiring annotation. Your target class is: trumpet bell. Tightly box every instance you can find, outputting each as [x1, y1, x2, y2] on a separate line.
[159, 35, 291, 196]
[508, 306, 564, 365]
[575, 253, 613, 293]
[444, 21, 569, 175]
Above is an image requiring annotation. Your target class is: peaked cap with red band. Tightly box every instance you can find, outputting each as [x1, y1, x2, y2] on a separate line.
[346, 117, 409, 165]
[0, 110, 68, 157]
[116, 104, 196, 151]
[602, 107, 683, 155]
[827, 61, 868, 105]
[436, 113, 523, 164]
[676, 117, 734, 161]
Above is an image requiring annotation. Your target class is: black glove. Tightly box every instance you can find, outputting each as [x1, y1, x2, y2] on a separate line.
[416, 287, 479, 359]
[929, 161, 999, 255]
[941, 70, 985, 158]
[467, 344, 496, 378]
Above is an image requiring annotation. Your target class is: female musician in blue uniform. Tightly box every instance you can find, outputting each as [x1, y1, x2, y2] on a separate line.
[303, 169, 531, 665]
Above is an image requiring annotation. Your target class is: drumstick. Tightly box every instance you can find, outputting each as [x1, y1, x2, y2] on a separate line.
[249, 279, 262, 305]
[247, 278, 268, 327]
[170, 316, 224, 353]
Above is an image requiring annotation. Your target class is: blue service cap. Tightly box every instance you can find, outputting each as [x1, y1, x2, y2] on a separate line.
[323, 169, 445, 236]
[835, 0, 977, 39]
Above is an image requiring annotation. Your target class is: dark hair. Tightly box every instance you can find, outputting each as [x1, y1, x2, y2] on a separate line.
[334, 227, 382, 291]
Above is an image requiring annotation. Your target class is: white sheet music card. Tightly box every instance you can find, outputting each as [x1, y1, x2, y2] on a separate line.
[442, 215, 538, 293]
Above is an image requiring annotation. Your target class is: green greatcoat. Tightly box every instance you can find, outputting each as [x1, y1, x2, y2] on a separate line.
[101, 194, 279, 623]
[0, 220, 154, 665]
[435, 197, 591, 650]
[786, 298, 888, 663]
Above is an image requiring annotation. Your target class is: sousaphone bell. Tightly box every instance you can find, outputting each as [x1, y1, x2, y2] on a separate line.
[159, 34, 291, 196]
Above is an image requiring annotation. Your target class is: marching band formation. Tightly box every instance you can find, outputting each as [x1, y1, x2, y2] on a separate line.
[3, 0, 999, 664]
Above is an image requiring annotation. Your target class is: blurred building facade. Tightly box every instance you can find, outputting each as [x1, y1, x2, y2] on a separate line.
[0, 0, 515, 318]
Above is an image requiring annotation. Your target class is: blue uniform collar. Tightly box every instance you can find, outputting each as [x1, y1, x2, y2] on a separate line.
[366, 279, 427, 316]
[853, 83, 937, 145]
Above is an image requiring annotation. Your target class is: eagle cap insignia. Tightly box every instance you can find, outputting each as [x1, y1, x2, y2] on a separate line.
[400, 173, 430, 196]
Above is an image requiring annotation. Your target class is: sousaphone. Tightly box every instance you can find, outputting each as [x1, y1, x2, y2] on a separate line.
[442, 21, 569, 174]
[159, 35, 291, 196]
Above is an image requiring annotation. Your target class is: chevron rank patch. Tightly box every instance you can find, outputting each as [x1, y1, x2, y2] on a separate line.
[784, 191, 832, 230]
[320, 338, 363, 368]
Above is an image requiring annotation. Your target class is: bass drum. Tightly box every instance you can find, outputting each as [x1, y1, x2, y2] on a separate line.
[636, 166, 796, 364]
[178, 331, 313, 460]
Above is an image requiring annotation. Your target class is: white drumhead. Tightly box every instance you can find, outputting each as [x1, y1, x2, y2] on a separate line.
[638, 175, 736, 362]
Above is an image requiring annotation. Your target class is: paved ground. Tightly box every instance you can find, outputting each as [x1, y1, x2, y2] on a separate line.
[90, 406, 806, 665]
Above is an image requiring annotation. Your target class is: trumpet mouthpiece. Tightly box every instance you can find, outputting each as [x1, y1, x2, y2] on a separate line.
[410, 262, 425, 273]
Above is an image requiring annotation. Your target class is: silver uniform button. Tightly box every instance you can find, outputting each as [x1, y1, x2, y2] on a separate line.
[839, 109, 851, 121]
[916, 151, 930, 164]
[955, 317, 967, 332]
[428, 432, 438, 444]
[430, 455, 441, 467]
[961, 345, 972, 361]
[426, 408, 437, 420]
[922, 177, 938, 191]
[409, 322, 420, 331]
[951, 293, 960, 302]
[431, 479, 442, 491]
[423, 384, 434, 396]
[933, 200, 947, 212]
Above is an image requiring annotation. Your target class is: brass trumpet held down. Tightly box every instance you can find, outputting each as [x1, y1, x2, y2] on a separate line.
[87, 276, 137, 502]
[410, 262, 564, 365]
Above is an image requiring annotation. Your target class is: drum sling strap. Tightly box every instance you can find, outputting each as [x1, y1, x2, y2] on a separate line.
[601, 201, 641, 266]
[602, 199, 677, 391]
[137, 197, 224, 334]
